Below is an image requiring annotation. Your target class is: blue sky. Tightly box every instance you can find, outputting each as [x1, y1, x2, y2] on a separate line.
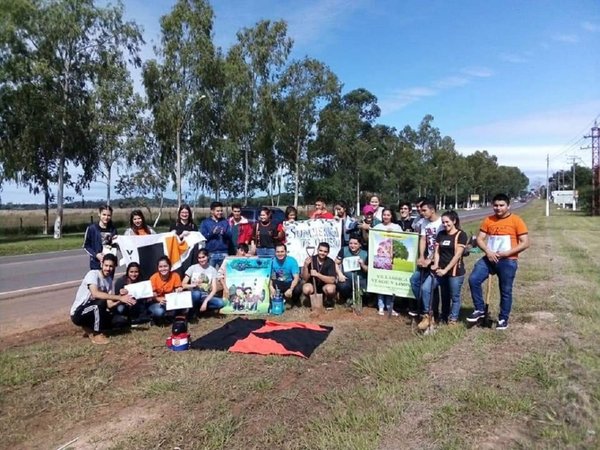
[3, 0, 599, 204]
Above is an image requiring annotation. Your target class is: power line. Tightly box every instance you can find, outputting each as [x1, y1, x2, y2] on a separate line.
[549, 112, 600, 163]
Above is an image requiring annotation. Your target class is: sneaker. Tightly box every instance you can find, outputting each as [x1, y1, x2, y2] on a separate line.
[448, 320, 458, 327]
[390, 310, 399, 317]
[378, 308, 385, 316]
[89, 332, 109, 345]
[408, 309, 419, 317]
[417, 315, 430, 331]
[466, 310, 485, 322]
[496, 319, 509, 330]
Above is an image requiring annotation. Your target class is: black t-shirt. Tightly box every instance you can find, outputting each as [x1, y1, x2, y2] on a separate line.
[398, 218, 414, 232]
[309, 255, 336, 288]
[170, 221, 198, 236]
[255, 221, 278, 248]
[436, 229, 468, 276]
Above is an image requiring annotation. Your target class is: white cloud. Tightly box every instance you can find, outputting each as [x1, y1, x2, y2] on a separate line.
[582, 21, 600, 33]
[499, 52, 528, 64]
[433, 75, 470, 89]
[379, 86, 438, 112]
[284, 0, 367, 47]
[452, 100, 600, 149]
[379, 66, 494, 115]
[552, 33, 580, 44]
[461, 67, 494, 77]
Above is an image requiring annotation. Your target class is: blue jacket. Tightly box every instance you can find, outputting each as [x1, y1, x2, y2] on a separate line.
[200, 217, 231, 254]
[83, 223, 117, 269]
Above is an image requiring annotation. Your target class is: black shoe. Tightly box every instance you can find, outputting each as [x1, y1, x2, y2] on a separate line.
[466, 310, 485, 322]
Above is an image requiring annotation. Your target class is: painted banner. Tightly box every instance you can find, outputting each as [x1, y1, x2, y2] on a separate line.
[115, 231, 205, 277]
[367, 229, 419, 298]
[284, 219, 342, 266]
[221, 257, 272, 314]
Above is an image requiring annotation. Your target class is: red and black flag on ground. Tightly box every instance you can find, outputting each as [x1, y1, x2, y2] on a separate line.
[191, 318, 333, 358]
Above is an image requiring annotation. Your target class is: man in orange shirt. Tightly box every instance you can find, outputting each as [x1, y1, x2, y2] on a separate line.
[467, 193, 530, 330]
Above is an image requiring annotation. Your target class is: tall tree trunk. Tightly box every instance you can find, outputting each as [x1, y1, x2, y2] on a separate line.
[54, 150, 65, 239]
[106, 161, 112, 206]
[176, 128, 181, 208]
[243, 142, 249, 206]
[293, 137, 301, 208]
[43, 185, 50, 235]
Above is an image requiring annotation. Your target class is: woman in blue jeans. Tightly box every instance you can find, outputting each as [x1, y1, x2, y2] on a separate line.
[427, 211, 468, 327]
[181, 248, 225, 318]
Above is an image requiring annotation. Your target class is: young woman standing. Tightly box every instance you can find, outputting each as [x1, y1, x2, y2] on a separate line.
[373, 208, 402, 316]
[430, 210, 468, 325]
[124, 209, 156, 236]
[252, 207, 279, 258]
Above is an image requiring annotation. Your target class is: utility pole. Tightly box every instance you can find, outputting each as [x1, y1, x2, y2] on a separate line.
[545, 154, 550, 217]
[584, 121, 600, 216]
[568, 155, 580, 211]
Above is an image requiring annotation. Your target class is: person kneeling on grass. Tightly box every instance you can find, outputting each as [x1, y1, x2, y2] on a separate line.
[70, 253, 135, 345]
[182, 248, 225, 319]
[301, 242, 337, 309]
[270, 243, 302, 307]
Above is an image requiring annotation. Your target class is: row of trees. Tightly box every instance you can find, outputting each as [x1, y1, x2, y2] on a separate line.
[0, 0, 529, 237]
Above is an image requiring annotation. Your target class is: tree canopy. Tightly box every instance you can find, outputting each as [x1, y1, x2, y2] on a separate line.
[0, 0, 533, 229]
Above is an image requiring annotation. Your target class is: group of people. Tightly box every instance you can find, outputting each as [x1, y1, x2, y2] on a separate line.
[71, 193, 529, 345]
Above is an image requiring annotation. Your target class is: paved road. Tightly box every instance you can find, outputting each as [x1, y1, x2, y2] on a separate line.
[0, 249, 89, 296]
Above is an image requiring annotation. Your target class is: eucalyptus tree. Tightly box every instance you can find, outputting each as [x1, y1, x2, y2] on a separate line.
[0, 0, 143, 237]
[115, 116, 170, 227]
[231, 20, 292, 205]
[465, 150, 498, 205]
[312, 88, 381, 206]
[93, 59, 142, 206]
[143, 0, 214, 207]
[276, 57, 340, 207]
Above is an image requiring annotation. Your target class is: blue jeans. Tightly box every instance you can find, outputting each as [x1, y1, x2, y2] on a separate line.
[147, 302, 166, 319]
[431, 275, 465, 321]
[377, 294, 394, 311]
[209, 252, 228, 269]
[469, 257, 518, 321]
[191, 290, 225, 313]
[411, 270, 438, 313]
[256, 247, 275, 258]
[337, 273, 367, 300]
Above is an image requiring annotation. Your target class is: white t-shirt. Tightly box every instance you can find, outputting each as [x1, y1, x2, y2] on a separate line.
[185, 264, 218, 291]
[70, 270, 112, 315]
[421, 216, 443, 258]
[373, 222, 403, 232]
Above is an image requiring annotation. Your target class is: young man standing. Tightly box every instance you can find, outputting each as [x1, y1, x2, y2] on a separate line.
[201, 201, 232, 268]
[270, 243, 302, 305]
[302, 242, 337, 308]
[467, 193, 529, 330]
[409, 200, 443, 328]
[397, 201, 414, 231]
[310, 197, 335, 219]
[70, 253, 134, 345]
[228, 204, 252, 255]
[83, 205, 117, 270]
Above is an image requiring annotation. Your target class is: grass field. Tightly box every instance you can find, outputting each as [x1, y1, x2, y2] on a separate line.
[1, 200, 599, 449]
